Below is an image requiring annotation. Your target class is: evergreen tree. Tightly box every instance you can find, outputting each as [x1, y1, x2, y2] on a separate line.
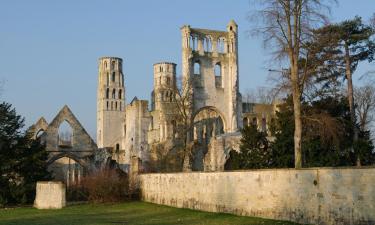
[225, 124, 271, 170]
[0, 102, 51, 206]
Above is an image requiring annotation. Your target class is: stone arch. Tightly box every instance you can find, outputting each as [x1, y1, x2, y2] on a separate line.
[47, 152, 87, 167]
[192, 106, 227, 132]
[58, 120, 73, 147]
[47, 153, 87, 185]
[192, 106, 227, 143]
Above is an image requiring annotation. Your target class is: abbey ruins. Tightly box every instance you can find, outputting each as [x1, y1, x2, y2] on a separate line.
[29, 20, 277, 184]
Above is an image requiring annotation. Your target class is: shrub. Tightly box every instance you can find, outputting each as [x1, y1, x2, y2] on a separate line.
[68, 168, 130, 203]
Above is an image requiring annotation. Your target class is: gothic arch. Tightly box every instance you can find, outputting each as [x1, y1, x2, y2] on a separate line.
[192, 106, 227, 132]
[47, 152, 88, 169]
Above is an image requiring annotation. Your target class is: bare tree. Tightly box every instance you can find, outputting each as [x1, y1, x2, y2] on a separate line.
[173, 76, 194, 171]
[354, 85, 375, 133]
[243, 87, 275, 104]
[250, 0, 333, 168]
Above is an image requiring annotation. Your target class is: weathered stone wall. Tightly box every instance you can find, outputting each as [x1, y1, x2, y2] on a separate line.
[34, 181, 66, 209]
[140, 167, 375, 225]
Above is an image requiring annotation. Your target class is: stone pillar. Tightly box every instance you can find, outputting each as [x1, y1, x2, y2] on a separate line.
[34, 181, 66, 209]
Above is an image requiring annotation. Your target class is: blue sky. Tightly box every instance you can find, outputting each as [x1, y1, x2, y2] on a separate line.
[1, 0, 374, 139]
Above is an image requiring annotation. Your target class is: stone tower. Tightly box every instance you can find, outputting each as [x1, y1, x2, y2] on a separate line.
[181, 20, 241, 133]
[152, 62, 177, 141]
[97, 57, 125, 149]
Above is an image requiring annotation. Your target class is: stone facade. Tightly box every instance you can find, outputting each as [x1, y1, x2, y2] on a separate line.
[97, 57, 125, 149]
[30, 105, 97, 185]
[97, 20, 264, 171]
[140, 167, 375, 225]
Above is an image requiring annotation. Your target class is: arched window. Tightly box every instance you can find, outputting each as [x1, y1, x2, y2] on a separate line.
[112, 89, 116, 99]
[203, 36, 212, 52]
[118, 89, 122, 99]
[115, 143, 120, 151]
[194, 61, 200, 75]
[106, 88, 109, 99]
[58, 120, 73, 147]
[214, 63, 221, 76]
[111, 61, 115, 70]
[104, 61, 107, 69]
[119, 102, 122, 111]
[106, 101, 109, 110]
[166, 77, 171, 85]
[112, 72, 115, 82]
[106, 72, 109, 85]
[217, 37, 225, 53]
[36, 129, 45, 140]
[115, 102, 118, 110]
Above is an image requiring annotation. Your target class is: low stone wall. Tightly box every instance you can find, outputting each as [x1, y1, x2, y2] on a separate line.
[140, 167, 375, 225]
[34, 181, 66, 209]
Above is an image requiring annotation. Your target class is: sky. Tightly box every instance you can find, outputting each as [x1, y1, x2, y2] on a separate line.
[0, 0, 374, 139]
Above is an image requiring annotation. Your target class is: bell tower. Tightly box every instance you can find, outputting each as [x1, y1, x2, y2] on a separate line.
[97, 57, 125, 149]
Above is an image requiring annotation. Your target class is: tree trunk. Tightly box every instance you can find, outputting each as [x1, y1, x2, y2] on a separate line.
[344, 43, 360, 166]
[291, 61, 303, 168]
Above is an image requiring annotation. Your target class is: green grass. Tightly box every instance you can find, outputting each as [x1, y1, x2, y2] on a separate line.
[0, 201, 300, 225]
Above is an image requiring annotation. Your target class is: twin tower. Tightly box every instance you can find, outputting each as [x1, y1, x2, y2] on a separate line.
[96, 58, 177, 149]
[97, 20, 240, 154]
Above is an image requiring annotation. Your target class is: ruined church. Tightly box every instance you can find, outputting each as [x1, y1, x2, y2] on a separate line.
[30, 20, 278, 184]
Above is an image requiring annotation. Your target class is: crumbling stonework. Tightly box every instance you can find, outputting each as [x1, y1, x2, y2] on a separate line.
[96, 21, 249, 171]
[30, 105, 98, 184]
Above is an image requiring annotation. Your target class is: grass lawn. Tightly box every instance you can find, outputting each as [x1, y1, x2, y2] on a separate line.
[0, 201, 300, 225]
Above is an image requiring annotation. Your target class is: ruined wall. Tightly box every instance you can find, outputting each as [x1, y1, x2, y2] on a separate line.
[140, 167, 375, 225]
[123, 99, 150, 164]
[181, 20, 241, 133]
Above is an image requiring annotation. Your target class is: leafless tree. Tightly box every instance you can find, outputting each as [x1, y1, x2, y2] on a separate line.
[249, 0, 333, 168]
[354, 85, 375, 133]
[173, 76, 194, 171]
[243, 87, 275, 104]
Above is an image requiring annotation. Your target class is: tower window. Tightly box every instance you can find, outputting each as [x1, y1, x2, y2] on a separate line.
[120, 102, 122, 111]
[111, 61, 115, 70]
[115, 102, 118, 110]
[166, 77, 171, 85]
[112, 89, 116, 99]
[106, 101, 109, 109]
[118, 89, 122, 99]
[112, 72, 115, 82]
[104, 61, 107, 69]
[116, 143, 120, 151]
[106, 88, 109, 99]
[106, 72, 109, 85]
[214, 63, 221, 76]
[194, 61, 200, 75]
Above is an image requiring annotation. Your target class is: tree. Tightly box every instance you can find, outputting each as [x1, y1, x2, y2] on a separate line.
[167, 76, 194, 171]
[354, 84, 375, 132]
[225, 124, 271, 170]
[313, 16, 375, 165]
[270, 95, 374, 167]
[250, 0, 333, 168]
[0, 102, 51, 205]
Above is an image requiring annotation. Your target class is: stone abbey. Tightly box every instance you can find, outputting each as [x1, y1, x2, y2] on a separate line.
[30, 20, 278, 184]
